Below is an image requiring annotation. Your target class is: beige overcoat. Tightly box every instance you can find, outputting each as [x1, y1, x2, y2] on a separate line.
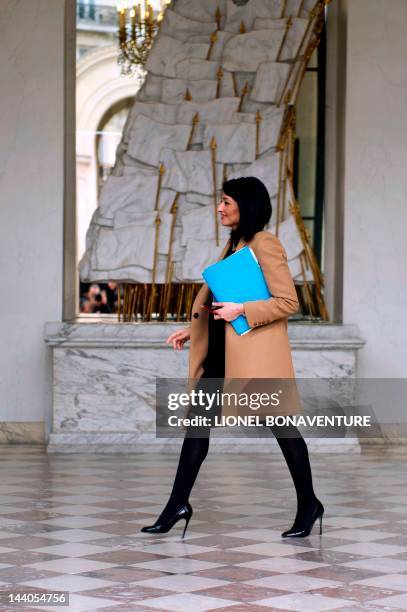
[186, 230, 302, 418]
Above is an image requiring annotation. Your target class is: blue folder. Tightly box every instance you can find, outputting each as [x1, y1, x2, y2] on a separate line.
[202, 245, 272, 336]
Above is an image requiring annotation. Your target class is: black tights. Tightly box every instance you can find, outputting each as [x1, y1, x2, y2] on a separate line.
[157, 422, 318, 524]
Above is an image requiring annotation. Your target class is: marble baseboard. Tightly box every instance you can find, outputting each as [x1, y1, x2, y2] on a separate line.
[360, 424, 407, 453]
[47, 432, 362, 454]
[0, 422, 44, 444]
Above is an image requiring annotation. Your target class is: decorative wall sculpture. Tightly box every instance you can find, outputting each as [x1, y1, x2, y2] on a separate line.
[79, 0, 330, 321]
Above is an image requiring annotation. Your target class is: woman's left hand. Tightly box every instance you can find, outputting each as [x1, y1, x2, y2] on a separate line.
[210, 302, 244, 322]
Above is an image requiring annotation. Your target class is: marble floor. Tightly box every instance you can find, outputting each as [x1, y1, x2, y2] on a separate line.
[0, 447, 407, 611]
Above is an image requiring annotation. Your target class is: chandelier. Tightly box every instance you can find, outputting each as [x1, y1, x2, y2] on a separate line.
[116, 0, 169, 77]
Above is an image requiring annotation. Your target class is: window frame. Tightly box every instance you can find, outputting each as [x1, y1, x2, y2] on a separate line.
[63, 0, 345, 323]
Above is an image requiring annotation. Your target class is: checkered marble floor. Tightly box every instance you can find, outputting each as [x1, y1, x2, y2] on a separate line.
[0, 447, 407, 611]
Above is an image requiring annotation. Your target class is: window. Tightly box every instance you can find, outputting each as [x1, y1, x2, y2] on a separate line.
[77, 1, 96, 21]
[295, 16, 327, 271]
[76, 2, 141, 316]
[74, 2, 328, 320]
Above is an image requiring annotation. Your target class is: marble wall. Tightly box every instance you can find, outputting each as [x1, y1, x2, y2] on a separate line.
[44, 321, 366, 453]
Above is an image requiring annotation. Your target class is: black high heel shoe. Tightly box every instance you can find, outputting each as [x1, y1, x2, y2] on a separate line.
[140, 502, 193, 539]
[281, 499, 324, 538]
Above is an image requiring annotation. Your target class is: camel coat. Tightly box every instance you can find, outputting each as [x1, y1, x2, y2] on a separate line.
[187, 230, 302, 418]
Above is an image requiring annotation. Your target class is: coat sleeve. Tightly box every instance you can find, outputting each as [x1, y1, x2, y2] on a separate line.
[243, 233, 299, 328]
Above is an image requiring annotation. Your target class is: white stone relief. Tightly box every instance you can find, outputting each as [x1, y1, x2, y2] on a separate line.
[223, 0, 284, 33]
[160, 8, 217, 41]
[288, 255, 315, 281]
[159, 148, 222, 195]
[269, 213, 304, 260]
[222, 28, 286, 71]
[135, 73, 163, 101]
[252, 18, 309, 61]
[127, 114, 191, 166]
[161, 78, 218, 103]
[174, 58, 220, 80]
[181, 204, 230, 247]
[198, 30, 235, 61]
[145, 35, 210, 77]
[250, 62, 291, 103]
[98, 174, 159, 219]
[229, 150, 281, 198]
[182, 237, 228, 280]
[123, 101, 178, 143]
[79, 0, 322, 285]
[203, 121, 257, 162]
[178, 98, 239, 127]
[89, 214, 173, 273]
[172, 0, 226, 23]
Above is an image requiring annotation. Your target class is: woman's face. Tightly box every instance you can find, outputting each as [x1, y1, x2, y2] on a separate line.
[217, 192, 240, 229]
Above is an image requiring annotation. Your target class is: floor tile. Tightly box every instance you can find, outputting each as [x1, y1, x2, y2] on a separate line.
[133, 573, 230, 592]
[339, 556, 407, 574]
[137, 592, 237, 611]
[0, 448, 406, 611]
[368, 592, 407, 608]
[253, 592, 353, 610]
[244, 574, 342, 592]
[350, 573, 407, 592]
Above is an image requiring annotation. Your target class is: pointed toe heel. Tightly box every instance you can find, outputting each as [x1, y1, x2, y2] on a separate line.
[140, 502, 193, 538]
[281, 499, 324, 538]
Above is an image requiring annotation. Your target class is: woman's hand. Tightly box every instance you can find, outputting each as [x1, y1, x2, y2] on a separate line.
[166, 327, 191, 350]
[210, 302, 245, 322]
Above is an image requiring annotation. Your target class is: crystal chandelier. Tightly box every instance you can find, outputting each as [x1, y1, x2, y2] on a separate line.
[116, 0, 169, 77]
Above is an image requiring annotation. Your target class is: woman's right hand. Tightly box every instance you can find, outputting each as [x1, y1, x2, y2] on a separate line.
[166, 327, 191, 350]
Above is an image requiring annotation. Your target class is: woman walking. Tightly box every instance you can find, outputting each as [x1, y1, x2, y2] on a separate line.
[141, 176, 324, 539]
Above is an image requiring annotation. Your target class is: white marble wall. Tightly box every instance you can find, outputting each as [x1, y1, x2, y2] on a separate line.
[0, 0, 66, 429]
[343, 0, 407, 379]
[45, 321, 366, 453]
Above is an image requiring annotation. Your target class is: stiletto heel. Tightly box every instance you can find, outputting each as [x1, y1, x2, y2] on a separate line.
[182, 514, 191, 539]
[281, 499, 324, 538]
[140, 502, 193, 538]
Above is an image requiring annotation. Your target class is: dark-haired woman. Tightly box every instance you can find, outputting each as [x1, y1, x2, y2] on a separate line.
[141, 176, 324, 539]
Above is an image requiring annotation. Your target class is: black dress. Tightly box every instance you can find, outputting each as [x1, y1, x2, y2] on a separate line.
[201, 239, 237, 379]
[187, 234, 240, 429]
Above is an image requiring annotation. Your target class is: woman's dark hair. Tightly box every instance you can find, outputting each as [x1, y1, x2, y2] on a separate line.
[222, 176, 272, 243]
